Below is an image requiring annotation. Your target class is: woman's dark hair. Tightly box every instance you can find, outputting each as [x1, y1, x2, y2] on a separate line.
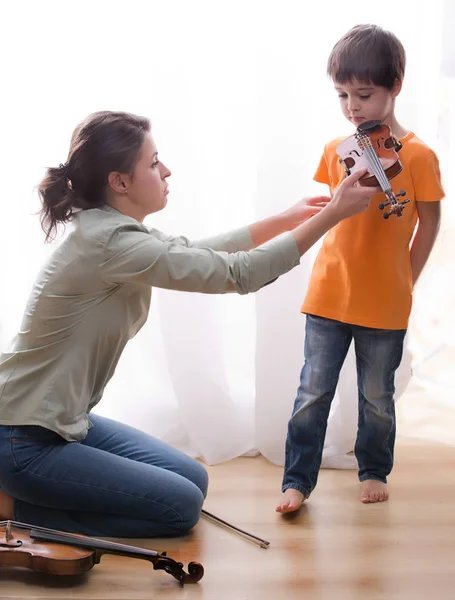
[39, 111, 151, 241]
[327, 24, 406, 90]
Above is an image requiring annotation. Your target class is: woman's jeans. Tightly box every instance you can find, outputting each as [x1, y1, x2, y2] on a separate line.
[0, 414, 208, 537]
[283, 315, 406, 498]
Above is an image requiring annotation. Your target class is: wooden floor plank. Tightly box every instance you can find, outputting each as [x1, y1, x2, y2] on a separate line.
[2, 384, 455, 599]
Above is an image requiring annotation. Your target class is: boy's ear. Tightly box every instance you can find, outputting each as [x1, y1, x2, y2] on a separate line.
[392, 79, 403, 98]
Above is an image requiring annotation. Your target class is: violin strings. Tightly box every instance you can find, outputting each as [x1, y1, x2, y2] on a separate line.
[1, 520, 159, 558]
[360, 139, 391, 191]
[362, 144, 388, 188]
[366, 146, 390, 190]
[356, 134, 389, 189]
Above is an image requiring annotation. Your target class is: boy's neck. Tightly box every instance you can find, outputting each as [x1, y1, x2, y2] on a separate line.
[380, 113, 408, 139]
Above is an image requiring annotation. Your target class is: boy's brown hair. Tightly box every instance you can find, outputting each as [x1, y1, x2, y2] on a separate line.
[327, 24, 406, 90]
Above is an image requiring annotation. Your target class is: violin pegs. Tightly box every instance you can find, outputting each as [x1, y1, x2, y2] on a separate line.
[378, 201, 391, 210]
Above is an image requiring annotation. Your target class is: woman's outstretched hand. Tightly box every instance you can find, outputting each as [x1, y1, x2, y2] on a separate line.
[327, 168, 379, 220]
[280, 195, 331, 228]
[249, 169, 378, 249]
[282, 168, 380, 229]
[290, 169, 380, 255]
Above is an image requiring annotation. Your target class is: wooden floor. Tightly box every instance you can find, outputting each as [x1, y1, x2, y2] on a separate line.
[2, 383, 455, 600]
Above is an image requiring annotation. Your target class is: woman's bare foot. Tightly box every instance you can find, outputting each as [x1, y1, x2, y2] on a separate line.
[360, 480, 389, 503]
[0, 489, 14, 520]
[276, 489, 306, 513]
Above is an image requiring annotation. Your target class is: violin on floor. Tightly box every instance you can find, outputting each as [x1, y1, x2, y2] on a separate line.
[0, 520, 204, 586]
[337, 120, 410, 219]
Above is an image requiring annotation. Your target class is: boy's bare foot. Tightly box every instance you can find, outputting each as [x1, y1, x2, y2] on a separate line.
[276, 489, 306, 513]
[0, 489, 14, 520]
[360, 480, 388, 503]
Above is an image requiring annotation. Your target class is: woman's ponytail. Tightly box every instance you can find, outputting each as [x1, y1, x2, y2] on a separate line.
[39, 163, 76, 241]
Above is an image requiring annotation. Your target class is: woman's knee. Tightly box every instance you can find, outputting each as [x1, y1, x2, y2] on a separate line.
[191, 460, 209, 498]
[169, 484, 205, 534]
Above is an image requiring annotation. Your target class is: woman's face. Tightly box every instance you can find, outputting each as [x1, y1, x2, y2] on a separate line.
[121, 133, 171, 220]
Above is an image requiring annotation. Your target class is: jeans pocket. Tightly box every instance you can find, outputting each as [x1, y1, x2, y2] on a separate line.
[9, 426, 62, 470]
[10, 425, 59, 442]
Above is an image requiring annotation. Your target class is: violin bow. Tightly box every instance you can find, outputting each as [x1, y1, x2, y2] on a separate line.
[201, 509, 270, 548]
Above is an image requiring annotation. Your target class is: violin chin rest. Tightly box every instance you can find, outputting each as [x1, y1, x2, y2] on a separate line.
[357, 119, 382, 132]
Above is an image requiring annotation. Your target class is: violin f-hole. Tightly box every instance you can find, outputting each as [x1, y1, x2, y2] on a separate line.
[0, 540, 23, 548]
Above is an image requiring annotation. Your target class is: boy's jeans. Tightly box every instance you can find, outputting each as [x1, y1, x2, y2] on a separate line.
[283, 314, 406, 498]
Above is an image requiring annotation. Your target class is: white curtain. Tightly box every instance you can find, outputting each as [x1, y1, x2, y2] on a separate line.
[0, 0, 452, 467]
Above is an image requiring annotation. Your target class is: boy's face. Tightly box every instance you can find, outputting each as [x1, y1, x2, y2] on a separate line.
[334, 78, 401, 128]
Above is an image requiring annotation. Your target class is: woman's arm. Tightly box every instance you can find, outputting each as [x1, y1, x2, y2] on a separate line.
[248, 196, 329, 247]
[148, 197, 329, 254]
[102, 170, 373, 295]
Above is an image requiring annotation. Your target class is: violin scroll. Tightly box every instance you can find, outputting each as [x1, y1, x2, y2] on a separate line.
[152, 553, 204, 585]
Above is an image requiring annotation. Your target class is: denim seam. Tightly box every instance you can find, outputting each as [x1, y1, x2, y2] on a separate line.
[359, 474, 387, 484]
[8, 428, 20, 470]
[308, 393, 331, 492]
[282, 483, 310, 497]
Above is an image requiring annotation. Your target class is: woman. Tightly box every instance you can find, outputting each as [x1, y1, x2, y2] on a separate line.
[0, 111, 374, 538]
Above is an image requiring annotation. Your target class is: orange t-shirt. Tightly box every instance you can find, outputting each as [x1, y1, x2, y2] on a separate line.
[301, 132, 445, 330]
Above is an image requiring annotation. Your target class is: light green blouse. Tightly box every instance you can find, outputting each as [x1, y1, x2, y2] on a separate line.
[0, 205, 300, 441]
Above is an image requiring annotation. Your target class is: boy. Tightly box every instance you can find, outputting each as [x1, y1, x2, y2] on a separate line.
[277, 24, 445, 511]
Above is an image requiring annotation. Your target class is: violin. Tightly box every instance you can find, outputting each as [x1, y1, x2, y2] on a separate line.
[0, 520, 203, 586]
[337, 120, 410, 219]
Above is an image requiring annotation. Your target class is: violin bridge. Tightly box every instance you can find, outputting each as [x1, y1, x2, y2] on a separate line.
[0, 521, 22, 548]
[5, 520, 12, 543]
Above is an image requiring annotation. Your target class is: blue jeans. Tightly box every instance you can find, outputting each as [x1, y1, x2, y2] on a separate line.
[283, 315, 406, 497]
[0, 414, 208, 537]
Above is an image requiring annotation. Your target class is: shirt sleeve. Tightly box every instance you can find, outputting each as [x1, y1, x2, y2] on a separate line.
[147, 226, 255, 252]
[100, 225, 300, 294]
[411, 148, 445, 202]
[313, 146, 331, 186]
